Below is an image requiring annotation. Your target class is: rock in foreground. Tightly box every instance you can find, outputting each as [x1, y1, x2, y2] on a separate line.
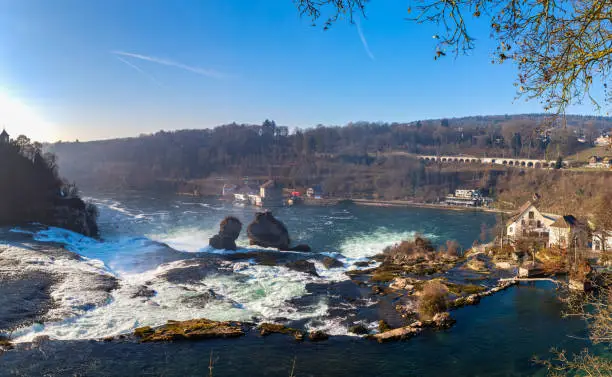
[348, 323, 369, 335]
[0, 241, 118, 330]
[259, 323, 304, 340]
[373, 323, 422, 343]
[290, 244, 312, 252]
[285, 260, 319, 276]
[0, 335, 14, 353]
[134, 319, 245, 342]
[308, 330, 329, 342]
[322, 256, 344, 269]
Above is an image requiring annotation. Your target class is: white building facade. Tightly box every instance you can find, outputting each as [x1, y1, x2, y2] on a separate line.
[548, 216, 579, 248]
[506, 202, 558, 240]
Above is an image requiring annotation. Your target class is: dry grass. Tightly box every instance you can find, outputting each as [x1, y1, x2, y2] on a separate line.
[566, 146, 611, 162]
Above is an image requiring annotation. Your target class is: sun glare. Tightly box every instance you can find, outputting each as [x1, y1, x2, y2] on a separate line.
[0, 89, 58, 142]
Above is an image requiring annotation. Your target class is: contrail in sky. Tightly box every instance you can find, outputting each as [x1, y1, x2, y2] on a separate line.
[115, 56, 164, 87]
[112, 50, 227, 79]
[356, 21, 375, 61]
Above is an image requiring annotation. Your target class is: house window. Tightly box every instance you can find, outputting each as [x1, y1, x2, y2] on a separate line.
[529, 211, 535, 219]
[509, 226, 513, 234]
[537, 220, 541, 228]
[521, 219, 526, 226]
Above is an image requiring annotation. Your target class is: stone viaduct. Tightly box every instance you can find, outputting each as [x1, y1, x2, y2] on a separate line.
[417, 155, 568, 168]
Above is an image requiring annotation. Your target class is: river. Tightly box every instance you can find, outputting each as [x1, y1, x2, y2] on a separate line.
[0, 192, 592, 376]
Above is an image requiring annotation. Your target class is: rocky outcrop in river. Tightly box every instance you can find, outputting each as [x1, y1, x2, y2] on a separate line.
[247, 212, 311, 251]
[209, 216, 242, 250]
[134, 319, 245, 342]
[51, 197, 100, 238]
[247, 212, 291, 250]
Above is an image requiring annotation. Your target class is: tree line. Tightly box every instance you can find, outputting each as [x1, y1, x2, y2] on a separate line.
[49, 114, 611, 192]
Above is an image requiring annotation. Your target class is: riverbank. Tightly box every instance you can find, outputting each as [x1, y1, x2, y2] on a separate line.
[350, 199, 512, 214]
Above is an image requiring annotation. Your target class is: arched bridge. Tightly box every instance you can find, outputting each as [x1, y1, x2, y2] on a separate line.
[417, 155, 568, 168]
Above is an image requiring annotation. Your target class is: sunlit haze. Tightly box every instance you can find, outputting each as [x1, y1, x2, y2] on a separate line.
[0, 89, 58, 142]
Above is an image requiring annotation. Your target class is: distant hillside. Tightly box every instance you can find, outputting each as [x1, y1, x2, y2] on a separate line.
[409, 114, 612, 130]
[45, 115, 612, 211]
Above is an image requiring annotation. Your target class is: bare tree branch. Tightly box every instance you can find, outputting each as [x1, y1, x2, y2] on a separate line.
[294, 0, 612, 113]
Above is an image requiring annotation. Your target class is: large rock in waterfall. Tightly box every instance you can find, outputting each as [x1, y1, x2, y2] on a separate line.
[247, 212, 291, 250]
[209, 216, 242, 251]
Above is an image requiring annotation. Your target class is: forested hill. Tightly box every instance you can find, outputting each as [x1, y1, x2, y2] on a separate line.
[47, 114, 612, 211]
[408, 114, 611, 130]
[0, 136, 99, 236]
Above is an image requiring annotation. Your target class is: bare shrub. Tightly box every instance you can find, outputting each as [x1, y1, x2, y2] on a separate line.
[417, 281, 449, 320]
[444, 240, 461, 257]
[383, 235, 435, 265]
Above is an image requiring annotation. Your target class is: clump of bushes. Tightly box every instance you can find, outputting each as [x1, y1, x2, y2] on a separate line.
[377, 236, 464, 277]
[417, 281, 449, 320]
[443, 281, 485, 295]
[384, 237, 463, 265]
[383, 236, 436, 265]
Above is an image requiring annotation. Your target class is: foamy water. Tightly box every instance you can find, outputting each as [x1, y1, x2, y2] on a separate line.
[5, 195, 494, 343]
[147, 226, 218, 253]
[9, 225, 416, 342]
[338, 228, 438, 269]
[12, 259, 331, 342]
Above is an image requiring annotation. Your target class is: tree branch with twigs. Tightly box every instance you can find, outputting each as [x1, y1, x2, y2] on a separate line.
[295, 0, 612, 113]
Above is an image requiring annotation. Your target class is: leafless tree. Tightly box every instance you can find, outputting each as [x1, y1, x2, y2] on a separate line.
[295, 0, 612, 113]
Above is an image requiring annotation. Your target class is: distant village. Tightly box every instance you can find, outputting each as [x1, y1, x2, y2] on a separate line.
[222, 180, 329, 208]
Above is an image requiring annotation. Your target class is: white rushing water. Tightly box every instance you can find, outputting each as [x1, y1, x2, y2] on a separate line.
[147, 226, 219, 253]
[7, 200, 440, 343]
[339, 228, 438, 260]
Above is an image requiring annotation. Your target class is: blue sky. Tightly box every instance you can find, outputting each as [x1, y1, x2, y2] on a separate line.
[0, 0, 603, 142]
